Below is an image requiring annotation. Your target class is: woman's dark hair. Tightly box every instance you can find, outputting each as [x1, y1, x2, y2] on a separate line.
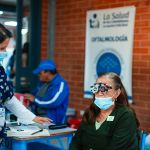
[0, 23, 12, 43]
[82, 72, 137, 124]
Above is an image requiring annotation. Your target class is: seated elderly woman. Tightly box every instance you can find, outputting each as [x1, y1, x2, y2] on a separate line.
[69, 72, 139, 150]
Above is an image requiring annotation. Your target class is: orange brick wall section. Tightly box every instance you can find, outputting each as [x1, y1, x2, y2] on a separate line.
[41, 0, 48, 59]
[41, 0, 150, 132]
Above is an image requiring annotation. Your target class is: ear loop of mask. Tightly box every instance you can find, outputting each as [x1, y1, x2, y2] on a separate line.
[113, 89, 121, 102]
[110, 88, 121, 103]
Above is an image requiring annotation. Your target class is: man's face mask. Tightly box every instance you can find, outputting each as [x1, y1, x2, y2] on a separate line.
[90, 82, 112, 94]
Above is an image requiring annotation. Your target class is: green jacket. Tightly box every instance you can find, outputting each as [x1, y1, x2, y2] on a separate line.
[69, 105, 138, 150]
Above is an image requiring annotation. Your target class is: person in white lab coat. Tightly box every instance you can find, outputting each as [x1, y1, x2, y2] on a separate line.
[0, 23, 51, 128]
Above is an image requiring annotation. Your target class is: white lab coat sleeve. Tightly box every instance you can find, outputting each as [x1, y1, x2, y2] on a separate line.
[4, 96, 36, 124]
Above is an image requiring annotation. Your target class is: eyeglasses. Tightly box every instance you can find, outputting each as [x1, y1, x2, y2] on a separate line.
[90, 82, 112, 94]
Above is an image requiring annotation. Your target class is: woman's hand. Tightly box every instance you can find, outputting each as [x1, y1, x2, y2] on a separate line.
[33, 116, 52, 124]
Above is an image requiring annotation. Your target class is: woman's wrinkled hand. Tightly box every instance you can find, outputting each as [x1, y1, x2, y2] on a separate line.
[33, 116, 52, 124]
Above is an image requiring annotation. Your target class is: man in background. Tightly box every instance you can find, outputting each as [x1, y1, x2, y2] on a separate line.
[24, 60, 70, 124]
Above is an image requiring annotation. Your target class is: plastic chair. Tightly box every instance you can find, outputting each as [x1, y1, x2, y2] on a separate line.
[139, 130, 147, 150]
[67, 118, 81, 129]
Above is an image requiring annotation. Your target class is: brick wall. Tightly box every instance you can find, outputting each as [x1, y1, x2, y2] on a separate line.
[41, 0, 150, 132]
[41, 0, 48, 59]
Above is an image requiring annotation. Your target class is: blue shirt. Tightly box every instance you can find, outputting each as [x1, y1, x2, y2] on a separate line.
[31, 74, 69, 124]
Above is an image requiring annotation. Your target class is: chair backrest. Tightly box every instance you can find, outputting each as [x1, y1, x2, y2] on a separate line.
[14, 92, 29, 107]
[138, 130, 147, 150]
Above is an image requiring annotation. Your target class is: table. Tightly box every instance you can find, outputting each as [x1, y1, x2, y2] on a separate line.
[5, 127, 76, 150]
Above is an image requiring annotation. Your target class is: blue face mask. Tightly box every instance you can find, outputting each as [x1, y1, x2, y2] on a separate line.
[0, 51, 7, 62]
[94, 96, 114, 110]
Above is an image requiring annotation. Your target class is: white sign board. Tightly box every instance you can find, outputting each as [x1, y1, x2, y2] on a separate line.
[84, 6, 136, 102]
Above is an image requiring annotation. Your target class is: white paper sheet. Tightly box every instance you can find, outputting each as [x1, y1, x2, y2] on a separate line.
[7, 125, 76, 138]
[7, 125, 50, 137]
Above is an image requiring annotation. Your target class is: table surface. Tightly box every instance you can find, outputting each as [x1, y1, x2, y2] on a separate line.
[7, 126, 76, 140]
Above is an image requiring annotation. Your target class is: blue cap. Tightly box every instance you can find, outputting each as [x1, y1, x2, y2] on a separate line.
[33, 60, 56, 74]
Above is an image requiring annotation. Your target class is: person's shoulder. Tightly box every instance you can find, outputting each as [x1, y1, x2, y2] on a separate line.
[57, 74, 66, 80]
[113, 105, 138, 129]
[114, 104, 134, 117]
[57, 74, 69, 84]
[115, 104, 131, 111]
